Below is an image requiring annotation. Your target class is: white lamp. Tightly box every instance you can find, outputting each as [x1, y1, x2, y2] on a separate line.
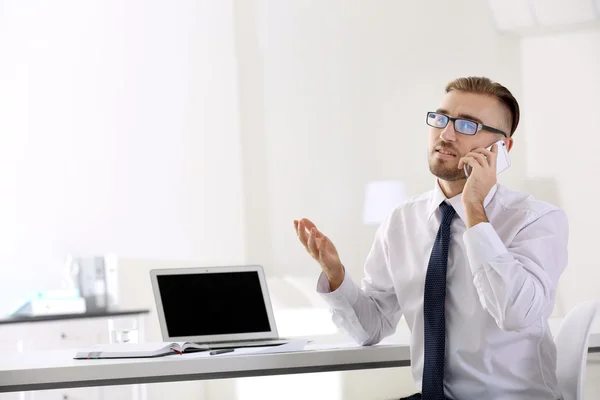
[363, 181, 408, 225]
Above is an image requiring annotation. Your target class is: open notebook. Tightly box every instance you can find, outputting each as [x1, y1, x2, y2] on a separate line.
[74, 342, 209, 359]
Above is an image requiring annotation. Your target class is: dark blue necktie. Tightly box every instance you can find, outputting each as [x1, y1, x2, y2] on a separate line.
[422, 202, 456, 400]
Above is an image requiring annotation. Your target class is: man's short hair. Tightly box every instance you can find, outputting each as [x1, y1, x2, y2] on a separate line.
[445, 77, 520, 137]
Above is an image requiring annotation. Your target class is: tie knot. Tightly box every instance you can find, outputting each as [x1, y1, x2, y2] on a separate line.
[439, 202, 456, 225]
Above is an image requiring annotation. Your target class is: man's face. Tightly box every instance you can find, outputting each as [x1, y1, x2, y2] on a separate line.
[428, 90, 512, 181]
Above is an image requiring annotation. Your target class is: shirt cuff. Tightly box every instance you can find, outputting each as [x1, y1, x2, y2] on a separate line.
[316, 270, 359, 308]
[463, 222, 508, 275]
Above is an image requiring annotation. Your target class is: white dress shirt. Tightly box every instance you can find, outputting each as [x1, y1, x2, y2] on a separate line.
[317, 181, 568, 400]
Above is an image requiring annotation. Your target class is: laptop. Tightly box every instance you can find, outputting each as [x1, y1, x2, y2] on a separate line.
[149, 265, 289, 349]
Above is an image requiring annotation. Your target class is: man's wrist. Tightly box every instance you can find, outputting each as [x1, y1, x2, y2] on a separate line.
[464, 201, 488, 228]
[326, 268, 345, 291]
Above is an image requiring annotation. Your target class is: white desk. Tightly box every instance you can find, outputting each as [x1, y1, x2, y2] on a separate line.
[1, 331, 598, 394]
[0, 342, 410, 393]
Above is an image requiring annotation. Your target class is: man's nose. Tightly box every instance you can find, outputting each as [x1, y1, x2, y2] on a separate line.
[440, 121, 457, 142]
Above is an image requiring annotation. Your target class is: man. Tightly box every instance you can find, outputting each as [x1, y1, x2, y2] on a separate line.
[293, 77, 568, 400]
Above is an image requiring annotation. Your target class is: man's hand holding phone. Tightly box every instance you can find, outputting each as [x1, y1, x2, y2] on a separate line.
[293, 218, 345, 291]
[458, 142, 499, 205]
[458, 142, 505, 228]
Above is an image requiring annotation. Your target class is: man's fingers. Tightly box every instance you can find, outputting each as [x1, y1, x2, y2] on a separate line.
[299, 218, 317, 231]
[295, 218, 330, 262]
[472, 147, 497, 166]
[294, 220, 308, 247]
[458, 153, 487, 170]
[297, 220, 309, 247]
[458, 156, 468, 169]
[462, 156, 481, 171]
[458, 156, 474, 170]
[307, 228, 320, 258]
[318, 234, 328, 257]
[466, 152, 489, 168]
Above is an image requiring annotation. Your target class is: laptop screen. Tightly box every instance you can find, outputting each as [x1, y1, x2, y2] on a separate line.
[156, 271, 272, 338]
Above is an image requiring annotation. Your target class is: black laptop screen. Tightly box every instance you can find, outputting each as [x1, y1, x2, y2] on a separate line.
[157, 271, 272, 337]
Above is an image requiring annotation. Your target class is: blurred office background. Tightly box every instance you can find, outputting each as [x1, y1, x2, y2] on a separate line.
[1, 0, 599, 398]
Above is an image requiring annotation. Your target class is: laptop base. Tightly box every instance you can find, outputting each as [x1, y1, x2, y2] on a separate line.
[202, 338, 290, 350]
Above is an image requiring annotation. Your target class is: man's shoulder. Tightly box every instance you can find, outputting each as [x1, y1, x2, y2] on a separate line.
[405, 190, 435, 207]
[385, 190, 435, 224]
[494, 184, 566, 222]
[397, 190, 434, 211]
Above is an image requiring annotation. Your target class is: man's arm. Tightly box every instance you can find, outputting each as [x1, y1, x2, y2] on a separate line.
[317, 216, 403, 345]
[463, 208, 568, 331]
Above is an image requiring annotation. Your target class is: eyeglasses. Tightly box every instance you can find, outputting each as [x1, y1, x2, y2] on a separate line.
[426, 111, 508, 137]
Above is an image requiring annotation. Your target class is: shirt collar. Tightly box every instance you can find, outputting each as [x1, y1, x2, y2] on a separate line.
[427, 179, 498, 223]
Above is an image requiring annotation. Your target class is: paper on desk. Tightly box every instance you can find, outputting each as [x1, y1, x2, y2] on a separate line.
[180, 340, 308, 358]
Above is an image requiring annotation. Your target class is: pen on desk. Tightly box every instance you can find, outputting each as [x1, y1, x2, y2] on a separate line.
[209, 349, 235, 356]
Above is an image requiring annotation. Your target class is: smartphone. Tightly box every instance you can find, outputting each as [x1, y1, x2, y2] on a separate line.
[464, 139, 510, 178]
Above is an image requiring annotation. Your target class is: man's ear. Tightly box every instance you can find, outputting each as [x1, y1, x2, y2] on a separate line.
[506, 137, 514, 152]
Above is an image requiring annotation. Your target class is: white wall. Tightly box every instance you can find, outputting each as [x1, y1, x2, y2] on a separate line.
[1, 1, 246, 399]
[0, 0, 246, 315]
[521, 29, 600, 315]
[237, 0, 378, 281]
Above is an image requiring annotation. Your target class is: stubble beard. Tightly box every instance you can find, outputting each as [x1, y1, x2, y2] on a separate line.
[428, 153, 466, 181]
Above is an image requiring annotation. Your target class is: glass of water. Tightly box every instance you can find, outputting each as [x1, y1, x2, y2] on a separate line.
[108, 317, 139, 344]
